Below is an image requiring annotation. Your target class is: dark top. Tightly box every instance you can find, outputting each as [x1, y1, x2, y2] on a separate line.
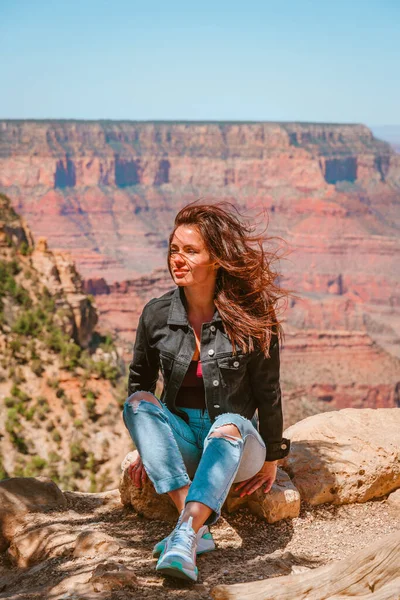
[175, 360, 206, 409]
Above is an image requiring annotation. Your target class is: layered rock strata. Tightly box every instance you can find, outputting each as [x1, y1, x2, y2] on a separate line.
[1, 120, 400, 415]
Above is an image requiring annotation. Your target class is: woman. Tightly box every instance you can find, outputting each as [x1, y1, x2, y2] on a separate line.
[122, 201, 291, 583]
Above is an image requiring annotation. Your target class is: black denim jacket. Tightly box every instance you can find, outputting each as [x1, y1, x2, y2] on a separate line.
[128, 286, 290, 461]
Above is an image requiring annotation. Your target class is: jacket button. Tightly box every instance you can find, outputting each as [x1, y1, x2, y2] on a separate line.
[213, 379, 219, 387]
[281, 443, 287, 450]
[210, 325, 216, 332]
[233, 361, 239, 367]
[208, 349, 215, 356]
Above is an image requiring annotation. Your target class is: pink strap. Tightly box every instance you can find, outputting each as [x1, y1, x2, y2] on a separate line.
[196, 360, 203, 378]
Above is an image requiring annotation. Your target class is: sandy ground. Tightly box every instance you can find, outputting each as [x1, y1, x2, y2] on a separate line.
[0, 492, 399, 599]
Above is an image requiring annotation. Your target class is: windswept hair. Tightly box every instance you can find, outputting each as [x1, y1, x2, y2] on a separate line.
[167, 200, 295, 358]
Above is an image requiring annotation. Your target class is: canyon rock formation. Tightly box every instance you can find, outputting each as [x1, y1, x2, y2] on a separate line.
[1, 121, 400, 418]
[0, 193, 130, 489]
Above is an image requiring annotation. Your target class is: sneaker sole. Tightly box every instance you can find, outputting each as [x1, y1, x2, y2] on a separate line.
[156, 560, 198, 582]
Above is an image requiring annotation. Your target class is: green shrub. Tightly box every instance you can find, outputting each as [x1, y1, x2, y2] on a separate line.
[14, 285, 32, 308]
[82, 388, 98, 400]
[91, 360, 119, 383]
[6, 406, 30, 451]
[11, 384, 29, 402]
[61, 342, 82, 371]
[4, 396, 16, 408]
[37, 396, 49, 407]
[70, 442, 87, 467]
[15, 402, 27, 416]
[24, 407, 35, 421]
[12, 310, 42, 336]
[31, 359, 44, 377]
[35, 397, 50, 421]
[22, 455, 48, 477]
[19, 241, 32, 256]
[31, 455, 47, 470]
[85, 452, 96, 471]
[68, 406, 76, 418]
[37, 410, 47, 422]
[64, 461, 81, 479]
[48, 452, 60, 465]
[45, 328, 66, 353]
[47, 466, 61, 484]
[86, 397, 97, 420]
[13, 462, 25, 477]
[9, 338, 22, 354]
[47, 378, 60, 389]
[14, 367, 26, 384]
[89, 473, 97, 493]
[40, 287, 56, 312]
[10, 432, 28, 454]
[97, 468, 113, 492]
[52, 429, 62, 443]
[73, 418, 83, 428]
[89, 331, 115, 353]
[5, 407, 19, 433]
[0, 458, 8, 480]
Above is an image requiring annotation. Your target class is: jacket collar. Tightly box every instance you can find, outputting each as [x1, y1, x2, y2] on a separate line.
[167, 286, 222, 326]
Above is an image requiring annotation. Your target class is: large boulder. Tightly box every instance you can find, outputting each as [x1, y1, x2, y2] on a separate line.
[120, 450, 300, 523]
[0, 477, 67, 552]
[281, 407, 400, 505]
[225, 468, 300, 523]
[120, 451, 178, 522]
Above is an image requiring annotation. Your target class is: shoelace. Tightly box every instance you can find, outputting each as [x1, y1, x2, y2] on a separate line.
[169, 518, 197, 555]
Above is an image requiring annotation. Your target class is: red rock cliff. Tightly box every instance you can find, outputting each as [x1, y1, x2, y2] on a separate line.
[1, 120, 399, 414]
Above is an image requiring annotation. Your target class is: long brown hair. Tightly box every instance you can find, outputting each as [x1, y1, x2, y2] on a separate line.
[168, 200, 295, 358]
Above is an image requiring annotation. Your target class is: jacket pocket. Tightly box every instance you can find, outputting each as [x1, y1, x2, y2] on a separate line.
[217, 355, 248, 389]
[217, 355, 248, 371]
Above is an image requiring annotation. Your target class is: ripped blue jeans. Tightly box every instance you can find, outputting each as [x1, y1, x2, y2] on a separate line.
[122, 391, 266, 525]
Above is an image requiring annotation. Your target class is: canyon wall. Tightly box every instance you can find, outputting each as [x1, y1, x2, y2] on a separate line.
[0, 193, 129, 488]
[1, 120, 399, 414]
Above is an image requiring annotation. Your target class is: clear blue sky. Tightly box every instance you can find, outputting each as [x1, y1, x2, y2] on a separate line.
[1, 0, 399, 125]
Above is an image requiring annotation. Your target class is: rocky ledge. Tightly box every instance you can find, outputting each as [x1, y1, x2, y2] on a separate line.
[0, 408, 399, 599]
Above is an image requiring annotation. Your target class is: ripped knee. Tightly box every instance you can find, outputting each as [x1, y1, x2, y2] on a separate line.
[209, 423, 242, 442]
[125, 391, 161, 412]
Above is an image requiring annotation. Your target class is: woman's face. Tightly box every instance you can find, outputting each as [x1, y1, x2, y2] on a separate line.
[169, 225, 218, 287]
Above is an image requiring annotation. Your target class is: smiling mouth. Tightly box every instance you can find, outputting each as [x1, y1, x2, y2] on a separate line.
[173, 270, 188, 274]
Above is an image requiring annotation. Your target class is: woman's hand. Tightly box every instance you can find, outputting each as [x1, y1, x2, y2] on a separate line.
[234, 460, 278, 497]
[127, 454, 148, 488]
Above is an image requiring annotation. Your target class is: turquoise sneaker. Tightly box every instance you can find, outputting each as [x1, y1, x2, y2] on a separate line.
[152, 522, 215, 558]
[155, 515, 199, 582]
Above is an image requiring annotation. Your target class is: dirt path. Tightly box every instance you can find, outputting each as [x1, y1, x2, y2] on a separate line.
[0, 494, 399, 599]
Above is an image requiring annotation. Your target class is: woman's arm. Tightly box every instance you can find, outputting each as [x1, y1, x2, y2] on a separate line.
[247, 337, 290, 461]
[128, 306, 160, 397]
